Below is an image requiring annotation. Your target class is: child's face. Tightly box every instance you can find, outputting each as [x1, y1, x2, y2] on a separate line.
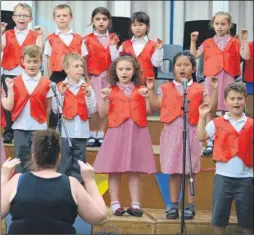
[131, 20, 148, 38]
[65, 59, 84, 82]
[92, 13, 110, 34]
[22, 55, 42, 77]
[225, 91, 246, 116]
[213, 15, 231, 37]
[173, 56, 195, 82]
[54, 8, 72, 29]
[116, 60, 134, 85]
[12, 6, 32, 31]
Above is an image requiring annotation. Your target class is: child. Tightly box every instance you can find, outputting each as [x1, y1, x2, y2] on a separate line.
[1, 81, 14, 164]
[93, 53, 157, 217]
[10, 45, 53, 173]
[197, 82, 253, 234]
[52, 53, 96, 183]
[243, 41, 253, 117]
[83, 7, 119, 148]
[1, 3, 44, 144]
[109, 11, 163, 86]
[190, 11, 250, 156]
[44, 4, 87, 129]
[147, 52, 218, 219]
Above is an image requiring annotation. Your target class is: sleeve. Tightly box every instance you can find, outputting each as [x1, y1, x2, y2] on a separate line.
[85, 88, 96, 115]
[205, 120, 215, 140]
[46, 87, 54, 98]
[151, 47, 164, 67]
[81, 39, 88, 57]
[44, 39, 52, 56]
[109, 45, 122, 61]
[1, 33, 6, 50]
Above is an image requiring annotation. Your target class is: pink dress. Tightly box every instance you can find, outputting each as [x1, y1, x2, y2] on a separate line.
[199, 34, 236, 111]
[1, 88, 6, 163]
[158, 81, 208, 174]
[93, 83, 157, 174]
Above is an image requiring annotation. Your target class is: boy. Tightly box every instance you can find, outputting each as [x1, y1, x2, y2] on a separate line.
[11, 45, 53, 173]
[52, 53, 96, 183]
[44, 4, 87, 128]
[1, 3, 44, 143]
[197, 82, 253, 234]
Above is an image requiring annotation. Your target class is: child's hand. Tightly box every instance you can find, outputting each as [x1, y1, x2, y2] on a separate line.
[139, 87, 148, 98]
[156, 38, 163, 49]
[146, 77, 155, 90]
[34, 25, 43, 35]
[191, 31, 199, 42]
[82, 84, 92, 97]
[100, 88, 112, 100]
[109, 33, 119, 46]
[1, 22, 8, 34]
[240, 28, 248, 41]
[58, 82, 68, 95]
[199, 103, 210, 117]
[5, 78, 14, 90]
[210, 77, 218, 90]
[1, 157, 21, 181]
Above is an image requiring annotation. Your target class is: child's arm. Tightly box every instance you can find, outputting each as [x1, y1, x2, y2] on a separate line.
[190, 32, 204, 59]
[146, 78, 162, 112]
[46, 56, 52, 77]
[109, 34, 122, 61]
[197, 103, 211, 141]
[83, 56, 90, 83]
[98, 88, 111, 118]
[34, 26, 44, 50]
[151, 38, 164, 67]
[84, 85, 96, 115]
[208, 77, 218, 113]
[139, 87, 153, 115]
[44, 39, 52, 77]
[239, 29, 250, 60]
[1, 78, 14, 111]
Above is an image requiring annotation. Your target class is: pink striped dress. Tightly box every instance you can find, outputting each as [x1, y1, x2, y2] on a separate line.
[93, 82, 157, 174]
[1, 88, 6, 163]
[199, 34, 237, 111]
[158, 80, 208, 174]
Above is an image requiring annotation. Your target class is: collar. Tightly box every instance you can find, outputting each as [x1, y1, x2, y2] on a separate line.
[224, 112, 247, 122]
[22, 71, 41, 81]
[131, 35, 149, 43]
[214, 34, 231, 41]
[14, 27, 29, 35]
[173, 79, 193, 87]
[63, 77, 85, 87]
[93, 30, 109, 37]
[55, 28, 74, 35]
[117, 82, 134, 90]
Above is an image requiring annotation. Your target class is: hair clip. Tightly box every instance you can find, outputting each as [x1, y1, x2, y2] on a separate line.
[119, 51, 133, 57]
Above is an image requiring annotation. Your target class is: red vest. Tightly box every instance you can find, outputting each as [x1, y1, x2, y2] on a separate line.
[243, 41, 253, 83]
[1, 29, 38, 70]
[12, 75, 51, 123]
[213, 117, 253, 167]
[58, 82, 89, 121]
[160, 82, 204, 125]
[203, 37, 241, 77]
[47, 33, 82, 72]
[122, 40, 156, 84]
[85, 33, 116, 75]
[108, 85, 147, 128]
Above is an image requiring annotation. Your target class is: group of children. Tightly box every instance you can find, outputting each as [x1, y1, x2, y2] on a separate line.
[0, 3, 253, 234]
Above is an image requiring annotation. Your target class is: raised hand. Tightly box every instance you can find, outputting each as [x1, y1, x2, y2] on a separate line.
[139, 87, 148, 98]
[82, 83, 92, 97]
[109, 33, 119, 46]
[199, 103, 211, 117]
[146, 77, 155, 90]
[191, 31, 199, 42]
[100, 88, 112, 100]
[240, 28, 248, 41]
[156, 38, 163, 49]
[58, 82, 68, 95]
[78, 160, 95, 183]
[34, 25, 43, 35]
[5, 78, 14, 90]
[1, 158, 21, 181]
[1, 22, 8, 34]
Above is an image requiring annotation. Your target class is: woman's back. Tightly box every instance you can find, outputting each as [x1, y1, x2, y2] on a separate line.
[8, 172, 77, 234]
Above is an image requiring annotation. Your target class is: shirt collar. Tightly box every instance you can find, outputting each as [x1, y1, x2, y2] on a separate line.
[117, 82, 134, 90]
[93, 30, 109, 37]
[55, 28, 74, 35]
[14, 27, 29, 35]
[22, 71, 41, 81]
[63, 77, 85, 87]
[173, 79, 193, 87]
[214, 34, 231, 41]
[223, 112, 247, 122]
[131, 35, 149, 43]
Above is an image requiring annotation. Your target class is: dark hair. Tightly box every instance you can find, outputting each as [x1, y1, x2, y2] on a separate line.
[224, 82, 247, 99]
[129, 11, 150, 37]
[90, 7, 112, 30]
[172, 52, 196, 68]
[29, 129, 61, 170]
[107, 55, 141, 86]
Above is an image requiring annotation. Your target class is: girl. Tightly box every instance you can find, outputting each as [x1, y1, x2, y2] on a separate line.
[190, 11, 250, 155]
[93, 53, 157, 217]
[84, 7, 119, 148]
[109, 11, 163, 85]
[1, 78, 14, 164]
[147, 52, 218, 219]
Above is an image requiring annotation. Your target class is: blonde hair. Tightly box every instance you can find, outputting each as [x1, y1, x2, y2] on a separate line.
[14, 3, 32, 16]
[209, 11, 232, 29]
[62, 53, 84, 70]
[53, 4, 73, 17]
[22, 45, 43, 60]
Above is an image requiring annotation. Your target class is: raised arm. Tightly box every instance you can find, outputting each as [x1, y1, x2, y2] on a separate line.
[190, 31, 204, 59]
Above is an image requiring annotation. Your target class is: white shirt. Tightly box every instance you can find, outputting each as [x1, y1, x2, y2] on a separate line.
[52, 78, 96, 138]
[12, 72, 53, 130]
[1, 27, 40, 76]
[109, 35, 163, 67]
[205, 112, 253, 178]
[44, 28, 88, 57]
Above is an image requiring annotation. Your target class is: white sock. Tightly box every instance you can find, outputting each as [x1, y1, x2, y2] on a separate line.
[97, 131, 105, 139]
[131, 202, 140, 209]
[207, 139, 213, 148]
[111, 201, 121, 213]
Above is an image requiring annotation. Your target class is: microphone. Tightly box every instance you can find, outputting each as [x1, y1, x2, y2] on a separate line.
[51, 82, 57, 92]
[181, 78, 188, 90]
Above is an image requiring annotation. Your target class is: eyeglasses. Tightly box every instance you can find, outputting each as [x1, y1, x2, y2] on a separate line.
[13, 15, 31, 19]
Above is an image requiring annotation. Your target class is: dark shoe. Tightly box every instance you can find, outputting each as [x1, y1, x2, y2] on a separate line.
[202, 146, 213, 156]
[113, 207, 126, 216]
[87, 137, 96, 147]
[184, 204, 195, 219]
[3, 138, 13, 144]
[95, 138, 103, 147]
[166, 206, 179, 219]
[126, 207, 143, 217]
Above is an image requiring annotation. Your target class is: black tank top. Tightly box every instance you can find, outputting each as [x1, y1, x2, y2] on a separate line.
[8, 172, 78, 234]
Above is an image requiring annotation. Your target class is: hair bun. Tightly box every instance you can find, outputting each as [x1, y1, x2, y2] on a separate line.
[119, 51, 133, 57]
